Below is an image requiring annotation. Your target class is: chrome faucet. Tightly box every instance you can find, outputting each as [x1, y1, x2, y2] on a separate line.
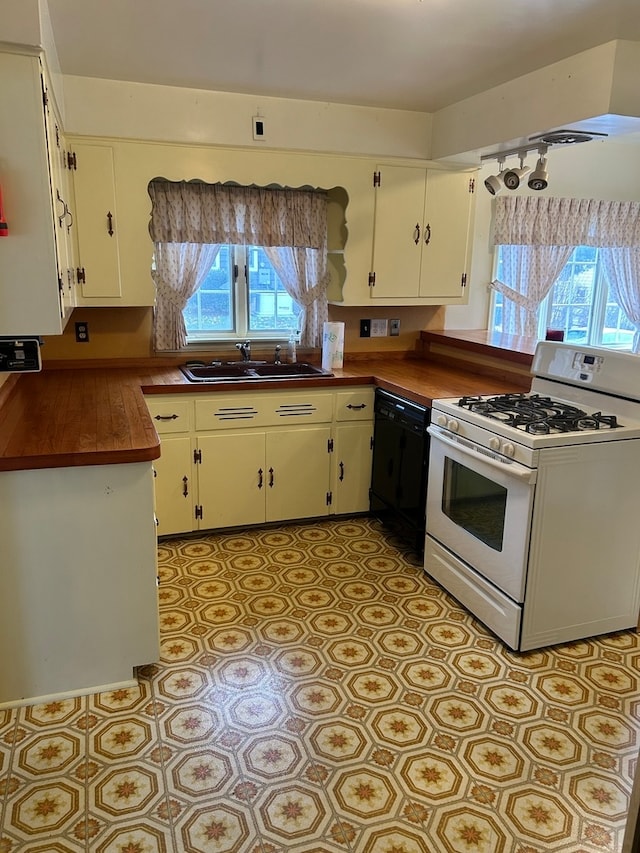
[235, 340, 251, 362]
[274, 345, 282, 365]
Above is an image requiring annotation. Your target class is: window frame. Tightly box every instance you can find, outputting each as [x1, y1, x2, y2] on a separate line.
[489, 245, 634, 351]
[184, 244, 302, 345]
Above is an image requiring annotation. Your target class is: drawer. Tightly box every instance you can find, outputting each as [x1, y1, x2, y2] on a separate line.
[146, 397, 193, 434]
[195, 391, 334, 431]
[424, 535, 522, 650]
[335, 388, 375, 421]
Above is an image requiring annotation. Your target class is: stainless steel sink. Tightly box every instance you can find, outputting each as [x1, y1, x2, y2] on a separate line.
[180, 361, 333, 382]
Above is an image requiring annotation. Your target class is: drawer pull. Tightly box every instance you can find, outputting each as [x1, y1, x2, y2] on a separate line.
[339, 461, 345, 482]
[346, 403, 367, 410]
[182, 476, 189, 498]
[154, 414, 179, 421]
[258, 468, 263, 489]
[269, 467, 274, 488]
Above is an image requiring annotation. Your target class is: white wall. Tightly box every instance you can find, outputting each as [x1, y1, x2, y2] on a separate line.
[63, 76, 433, 160]
[445, 139, 640, 329]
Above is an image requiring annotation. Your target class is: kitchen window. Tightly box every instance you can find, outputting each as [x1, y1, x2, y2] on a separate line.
[148, 180, 329, 352]
[184, 245, 301, 342]
[491, 245, 635, 348]
[489, 196, 640, 352]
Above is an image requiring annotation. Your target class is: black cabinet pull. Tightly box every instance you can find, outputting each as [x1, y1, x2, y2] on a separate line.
[107, 211, 114, 236]
[424, 223, 432, 245]
[339, 461, 345, 482]
[182, 476, 189, 498]
[258, 468, 263, 489]
[154, 414, 178, 421]
[346, 403, 367, 410]
[269, 467, 274, 488]
[413, 223, 421, 245]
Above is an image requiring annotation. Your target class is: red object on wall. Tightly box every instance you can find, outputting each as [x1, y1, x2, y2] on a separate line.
[0, 186, 8, 236]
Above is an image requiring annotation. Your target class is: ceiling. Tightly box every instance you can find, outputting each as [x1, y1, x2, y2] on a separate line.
[46, 0, 640, 114]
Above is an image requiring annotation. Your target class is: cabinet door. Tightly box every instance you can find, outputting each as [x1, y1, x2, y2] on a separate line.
[266, 427, 331, 522]
[154, 436, 194, 536]
[371, 165, 426, 298]
[419, 169, 473, 301]
[73, 142, 123, 300]
[0, 53, 66, 336]
[333, 422, 373, 515]
[197, 432, 266, 529]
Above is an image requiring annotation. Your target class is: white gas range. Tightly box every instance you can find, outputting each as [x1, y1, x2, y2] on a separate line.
[424, 342, 640, 651]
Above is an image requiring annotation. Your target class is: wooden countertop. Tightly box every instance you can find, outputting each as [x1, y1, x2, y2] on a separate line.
[0, 358, 526, 472]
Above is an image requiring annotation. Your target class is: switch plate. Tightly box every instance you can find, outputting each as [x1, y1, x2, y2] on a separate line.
[359, 319, 371, 338]
[75, 321, 89, 343]
[390, 318, 400, 336]
[370, 319, 388, 337]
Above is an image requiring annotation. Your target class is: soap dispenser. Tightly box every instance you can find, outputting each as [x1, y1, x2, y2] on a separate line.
[287, 330, 299, 364]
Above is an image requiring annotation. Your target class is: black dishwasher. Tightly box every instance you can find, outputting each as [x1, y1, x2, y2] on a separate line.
[370, 389, 430, 555]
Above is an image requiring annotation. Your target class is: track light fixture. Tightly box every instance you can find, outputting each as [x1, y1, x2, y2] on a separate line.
[484, 157, 507, 196]
[481, 143, 550, 195]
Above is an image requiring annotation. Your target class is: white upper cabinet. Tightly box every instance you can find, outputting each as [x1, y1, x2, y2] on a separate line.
[0, 50, 75, 336]
[368, 165, 476, 305]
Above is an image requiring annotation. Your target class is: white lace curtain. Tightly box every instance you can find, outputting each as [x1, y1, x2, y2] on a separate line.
[490, 196, 640, 347]
[148, 181, 330, 350]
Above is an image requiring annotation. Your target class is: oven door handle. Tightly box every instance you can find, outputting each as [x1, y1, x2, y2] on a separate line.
[428, 425, 537, 484]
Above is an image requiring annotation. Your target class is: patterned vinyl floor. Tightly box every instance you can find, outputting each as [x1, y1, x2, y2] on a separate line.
[0, 517, 639, 853]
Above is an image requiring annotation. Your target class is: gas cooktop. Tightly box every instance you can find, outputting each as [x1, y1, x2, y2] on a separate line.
[457, 393, 623, 436]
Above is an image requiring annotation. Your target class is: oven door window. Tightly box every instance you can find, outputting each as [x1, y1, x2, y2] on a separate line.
[442, 457, 507, 551]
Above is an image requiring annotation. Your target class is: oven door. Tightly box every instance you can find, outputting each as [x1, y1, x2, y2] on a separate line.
[426, 425, 537, 602]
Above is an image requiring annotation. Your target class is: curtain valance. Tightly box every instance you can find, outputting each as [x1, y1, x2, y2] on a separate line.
[148, 180, 328, 249]
[493, 196, 640, 248]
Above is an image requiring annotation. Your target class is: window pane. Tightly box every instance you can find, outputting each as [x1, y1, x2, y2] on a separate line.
[547, 247, 596, 343]
[184, 246, 233, 333]
[247, 247, 301, 333]
[601, 284, 635, 346]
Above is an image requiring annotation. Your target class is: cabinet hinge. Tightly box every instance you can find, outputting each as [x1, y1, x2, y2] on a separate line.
[368, 272, 376, 288]
[328, 438, 334, 453]
[67, 150, 77, 170]
[193, 449, 202, 464]
[76, 267, 86, 284]
[461, 273, 468, 288]
[373, 170, 381, 188]
[41, 83, 48, 110]
[370, 436, 374, 450]
[195, 505, 203, 520]
[326, 491, 332, 506]
[468, 177, 476, 193]
[58, 275, 64, 293]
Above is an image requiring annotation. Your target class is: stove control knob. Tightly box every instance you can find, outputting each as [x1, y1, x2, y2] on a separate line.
[489, 437, 501, 451]
[436, 414, 448, 427]
[447, 419, 460, 433]
[502, 442, 516, 458]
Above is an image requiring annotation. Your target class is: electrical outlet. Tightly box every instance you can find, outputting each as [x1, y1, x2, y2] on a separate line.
[370, 319, 388, 337]
[252, 116, 265, 140]
[359, 319, 371, 338]
[75, 321, 89, 343]
[390, 318, 400, 336]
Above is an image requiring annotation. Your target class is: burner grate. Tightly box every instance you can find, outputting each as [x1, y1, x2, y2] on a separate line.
[457, 394, 622, 435]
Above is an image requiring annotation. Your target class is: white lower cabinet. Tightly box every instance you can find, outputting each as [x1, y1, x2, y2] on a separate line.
[333, 422, 374, 514]
[145, 386, 374, 535]
[153, 436, 194, 535]
[197, 426, 332, 529]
